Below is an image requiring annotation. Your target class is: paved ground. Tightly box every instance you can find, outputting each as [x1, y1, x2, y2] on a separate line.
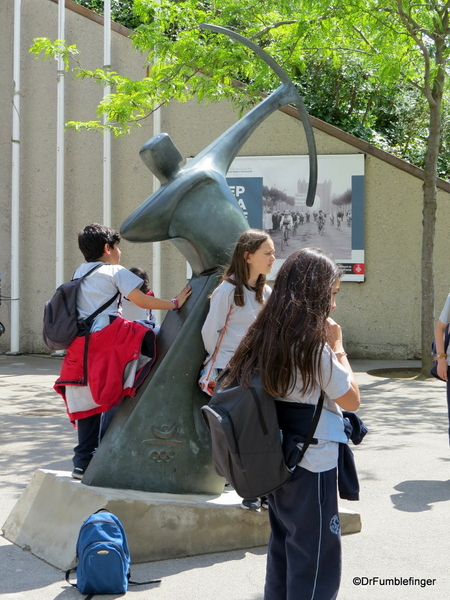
[1, 354, 450, 599]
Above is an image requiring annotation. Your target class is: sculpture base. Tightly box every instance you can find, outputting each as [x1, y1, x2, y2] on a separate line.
[2, 469, 361, 571]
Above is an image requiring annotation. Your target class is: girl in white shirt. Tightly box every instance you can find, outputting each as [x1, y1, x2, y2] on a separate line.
[201, 229, 275, 510]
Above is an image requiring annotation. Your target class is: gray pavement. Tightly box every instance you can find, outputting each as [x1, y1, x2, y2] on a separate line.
[1, 354, 450, 599]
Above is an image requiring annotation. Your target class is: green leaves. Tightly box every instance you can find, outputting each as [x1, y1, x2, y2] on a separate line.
[71, 0, 142, 29]
[29, 0, 450, 177]
[29, 38, 79, 69]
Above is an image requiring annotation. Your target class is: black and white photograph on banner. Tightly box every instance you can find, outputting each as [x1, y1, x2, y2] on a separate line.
[227, 154, 365, 281]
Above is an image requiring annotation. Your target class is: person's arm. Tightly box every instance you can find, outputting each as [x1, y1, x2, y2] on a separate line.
[434, 320, 448, 381]
[201, 285, 233, 357]
[127, 284, 191, 312]
[326, 317, 360, 412]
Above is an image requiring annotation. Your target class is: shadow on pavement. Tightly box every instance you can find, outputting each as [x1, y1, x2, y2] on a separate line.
[391, 479, 450, 512]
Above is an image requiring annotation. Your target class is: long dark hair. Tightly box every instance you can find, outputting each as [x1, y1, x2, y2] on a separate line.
[220, 229, 271, 306]
[225, 247, 342, 397]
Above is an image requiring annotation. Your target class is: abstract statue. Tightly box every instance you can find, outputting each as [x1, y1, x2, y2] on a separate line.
[82, 25, 317, 494]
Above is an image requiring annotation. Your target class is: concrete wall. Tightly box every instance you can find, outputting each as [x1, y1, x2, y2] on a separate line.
[1, 0, 450, 358]
[0, 0, 176, 353]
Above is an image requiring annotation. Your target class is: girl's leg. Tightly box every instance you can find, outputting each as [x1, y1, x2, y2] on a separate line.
[264, 466, 341, 600]
[264, 496, 289, 600]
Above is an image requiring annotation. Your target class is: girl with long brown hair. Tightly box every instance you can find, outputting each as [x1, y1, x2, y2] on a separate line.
[226, 247, 360, 600]
[201, 228, 275, 510]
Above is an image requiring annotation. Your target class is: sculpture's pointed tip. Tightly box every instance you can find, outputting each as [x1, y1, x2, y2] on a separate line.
[120, 212, 143, 241]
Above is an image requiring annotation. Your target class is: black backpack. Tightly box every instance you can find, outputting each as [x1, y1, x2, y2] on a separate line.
[201, 374, 324, 499]
[43, 264, 119, 351]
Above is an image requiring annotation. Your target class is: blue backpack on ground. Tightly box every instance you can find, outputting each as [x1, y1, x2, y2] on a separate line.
[66, 509, 160, 598]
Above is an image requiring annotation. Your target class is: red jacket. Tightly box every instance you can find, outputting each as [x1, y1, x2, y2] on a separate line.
[54, 317, 156, 423]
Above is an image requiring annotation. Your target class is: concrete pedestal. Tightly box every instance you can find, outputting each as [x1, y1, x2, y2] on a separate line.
[2, 469, 361, 570]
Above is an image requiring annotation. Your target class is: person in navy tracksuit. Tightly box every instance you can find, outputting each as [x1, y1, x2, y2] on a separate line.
[225, 247, 361, 600]
[434, 296, 450, 442]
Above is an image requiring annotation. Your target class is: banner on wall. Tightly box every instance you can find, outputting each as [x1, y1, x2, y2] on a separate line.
[226, 154, 365, 282]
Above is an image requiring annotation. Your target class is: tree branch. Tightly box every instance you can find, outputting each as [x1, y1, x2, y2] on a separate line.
[250, 20, 298, 40]
[395, 0, 434, 105]
[350, 24, 380, 54]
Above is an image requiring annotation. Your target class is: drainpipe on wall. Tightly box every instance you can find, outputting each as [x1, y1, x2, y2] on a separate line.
[50, 0, 66, 357]
[149, 0, 162, 315]
[152, 105, 162, 318]
[55, 0, 65, 287]
[103, 0, 111, 226]
[9, 0, 21, 354]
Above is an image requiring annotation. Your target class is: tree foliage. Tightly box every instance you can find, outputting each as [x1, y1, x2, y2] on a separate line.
[72, 0, 142, 29]
[32, 0, 450, 179]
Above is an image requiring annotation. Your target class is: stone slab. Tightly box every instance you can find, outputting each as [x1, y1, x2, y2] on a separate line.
[2, 469, 361, 571]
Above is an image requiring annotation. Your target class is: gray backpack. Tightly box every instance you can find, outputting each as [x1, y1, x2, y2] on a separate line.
[201, 374, 324, 498]
[43, 264, 119, 351]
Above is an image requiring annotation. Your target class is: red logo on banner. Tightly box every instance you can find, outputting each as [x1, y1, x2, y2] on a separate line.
[352, 264, 365, 275]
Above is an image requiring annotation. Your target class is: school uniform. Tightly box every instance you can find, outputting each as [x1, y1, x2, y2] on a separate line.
[264, 346, 352, 600]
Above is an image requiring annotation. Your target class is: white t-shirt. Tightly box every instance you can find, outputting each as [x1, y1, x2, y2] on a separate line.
[121, 296, 160, 334]
[201, 280, 271, 369]
[276, 345, 352, 473]
[438, 294, 450, 365]
[73, 262, 143, 328]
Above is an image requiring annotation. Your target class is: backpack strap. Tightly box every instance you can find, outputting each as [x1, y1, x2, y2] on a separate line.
[74, 263, 120, 334]
[296, 390, 325, 463]
[203, 304, 233, 367]
[65, 568, 94, 598]
[79, 294, 120, 386]
[71, 263, 103, 282]
[77, 291, 120, 334]
[65, 568, 76, 588]
[129, 578, 162, 586]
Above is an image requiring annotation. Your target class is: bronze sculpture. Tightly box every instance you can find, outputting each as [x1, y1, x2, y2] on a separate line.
[82, 25, 317, 493]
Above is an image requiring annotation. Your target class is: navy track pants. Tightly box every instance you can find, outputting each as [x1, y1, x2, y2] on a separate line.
[264, 466, 341, 600]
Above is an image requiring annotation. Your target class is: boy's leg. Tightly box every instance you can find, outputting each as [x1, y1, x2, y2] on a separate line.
[99, 403, 121, 440]
[73, 414, 101, 470]
[264, 466, 341, 600]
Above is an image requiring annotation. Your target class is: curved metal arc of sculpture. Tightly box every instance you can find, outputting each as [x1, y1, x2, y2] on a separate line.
[199, 23, 318, 207]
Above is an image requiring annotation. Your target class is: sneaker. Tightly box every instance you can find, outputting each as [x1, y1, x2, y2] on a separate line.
[241, 498, 262, 512]
[71, 467, 85, 480]
[261, 496, 269, 510]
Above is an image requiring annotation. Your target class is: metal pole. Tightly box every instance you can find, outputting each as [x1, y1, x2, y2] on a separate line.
[151, 0, 162, 309]
[152, 106, 162, 307]
[9, 0, 21, 354]
[103, 0, 111, 226]
[56, 0, 65, 286]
